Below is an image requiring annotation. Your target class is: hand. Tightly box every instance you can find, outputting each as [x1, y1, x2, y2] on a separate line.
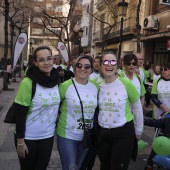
[160, 104, 170, 113]
[136, 135, 141, 141]
[17, 143, 29, 158]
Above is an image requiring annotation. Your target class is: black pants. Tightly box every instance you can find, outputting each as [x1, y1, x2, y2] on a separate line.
[97, 124, 135, 170]
[14, 134, 54, 170]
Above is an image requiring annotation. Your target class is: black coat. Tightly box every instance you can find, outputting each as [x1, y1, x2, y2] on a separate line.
[144, 118, 170, 137]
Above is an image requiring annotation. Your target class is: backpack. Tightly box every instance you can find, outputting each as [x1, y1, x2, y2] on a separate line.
[3, 81, 36, 124]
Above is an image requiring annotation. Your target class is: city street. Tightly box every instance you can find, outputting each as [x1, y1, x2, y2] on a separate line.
[0, 75, 155, 170]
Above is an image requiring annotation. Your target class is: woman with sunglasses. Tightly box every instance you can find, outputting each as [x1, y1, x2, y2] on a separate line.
[151, 64, 170, 119]
[56, 55, 98, 170]
[120, 54, 146, 107]
[97, 51, 143, 170]
[144, 64, 170, 170]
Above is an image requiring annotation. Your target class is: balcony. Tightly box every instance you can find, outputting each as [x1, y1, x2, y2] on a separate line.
[102, 17, 136, 40]
[93, 30, 102, 43]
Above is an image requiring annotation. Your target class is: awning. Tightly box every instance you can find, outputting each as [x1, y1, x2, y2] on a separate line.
[141, 32, 170, 41]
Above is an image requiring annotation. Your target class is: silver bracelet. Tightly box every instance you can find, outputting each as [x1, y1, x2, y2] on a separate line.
[17, 142, 25, 146]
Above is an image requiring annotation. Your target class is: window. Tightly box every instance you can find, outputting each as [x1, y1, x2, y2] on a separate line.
[45, 28, 61, 35]
[33, 17, 42, 23]
[55, 6, 62, 12]
[34, 39, 43, 45]
[32, 28, 43, 34]
[46, 4, 53, 11]
[34, 7, 43, 12]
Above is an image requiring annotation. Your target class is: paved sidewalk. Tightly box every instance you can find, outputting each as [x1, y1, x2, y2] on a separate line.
[0, 76, 155, 170]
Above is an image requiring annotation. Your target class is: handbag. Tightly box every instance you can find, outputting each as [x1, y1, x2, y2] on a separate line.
[4, 103, 17, 124]
[4, 81, 36, 124]
[72, 78, 94, 149]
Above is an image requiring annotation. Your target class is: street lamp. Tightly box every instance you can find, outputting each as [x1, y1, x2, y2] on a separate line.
[117, 0, 128, 61]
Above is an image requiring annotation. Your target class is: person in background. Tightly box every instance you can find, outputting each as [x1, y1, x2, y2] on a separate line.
[56, 55, 99, 170]
[89, 56, 103, 83]
[135, 53, 149, 83]
[97, 51, 143, 170]
[151, 63, 170, 120]
[53, 55, 67, 70]
[14, 46, 60, 170]
[56, 66, 75, 83]
[151, 65, 161, 82]
[23, 58, 28, 72]
[68, 56, 78, 73]
[23, 55, 34, 78]
[144, 64, 170, 170]
[120, 54, 146, 107]
[7, 58, 12, 84]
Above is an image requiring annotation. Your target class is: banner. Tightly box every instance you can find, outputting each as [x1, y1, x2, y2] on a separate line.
[13, 32, 27, 70]
[57, 42, 68, 62]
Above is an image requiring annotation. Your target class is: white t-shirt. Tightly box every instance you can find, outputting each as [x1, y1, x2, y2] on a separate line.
[89, 71, 103, 83]
[57, 78, 98, 141]
[152, 79, 170, 119]
[98, 77, 143, 135]
[15, 77, 60, 140]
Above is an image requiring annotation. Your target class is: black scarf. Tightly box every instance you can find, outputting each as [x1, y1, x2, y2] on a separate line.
[26, 65, 59, 88]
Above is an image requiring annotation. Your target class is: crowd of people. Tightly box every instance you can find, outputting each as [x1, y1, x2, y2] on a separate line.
[9, 45, 170, 170]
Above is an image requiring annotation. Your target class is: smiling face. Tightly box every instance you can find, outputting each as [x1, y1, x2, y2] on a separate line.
[100, 53, 117, 79]
[75, 58, 92, 83]
[33, 49, 53, 76]
[124, 59, 137, 74]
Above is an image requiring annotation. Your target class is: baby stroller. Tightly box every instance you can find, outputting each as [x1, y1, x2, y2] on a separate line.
[152, 112, 170, 170]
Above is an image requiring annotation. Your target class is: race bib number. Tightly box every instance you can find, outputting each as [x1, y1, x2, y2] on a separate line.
[74, 119, 93, 134]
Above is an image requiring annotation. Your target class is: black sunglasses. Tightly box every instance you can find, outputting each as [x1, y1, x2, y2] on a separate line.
[127, 62, 136, 66]
[102, 60, 117, 66]
[161, 67, 169, 71]
[76, 63, 91, 69]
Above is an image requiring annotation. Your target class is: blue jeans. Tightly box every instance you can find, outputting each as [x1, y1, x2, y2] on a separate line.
[57, 135, 88, 170]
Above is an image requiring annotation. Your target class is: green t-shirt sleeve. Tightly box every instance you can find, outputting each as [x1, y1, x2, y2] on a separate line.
[120, 77, 139, 103]
[59, 79, 72, 100]
[15, 77, 32, 106]
[151, 79, 158, 94]
[140, 78, 146, 96]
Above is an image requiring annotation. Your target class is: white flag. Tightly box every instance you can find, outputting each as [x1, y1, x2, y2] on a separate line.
[57, 42, 68, 62]
[13, 32, 27, 70]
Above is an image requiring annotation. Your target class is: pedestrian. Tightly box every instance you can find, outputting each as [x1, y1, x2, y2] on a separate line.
[89, 55, 103, 83]
[23, 58, 28, 72]
[97, 51, 143, 170]
[7, 58, 12, 84]
[135, 53, 149, 82]
[56, 66, 75, 83]
[56, 55, 99, 170]
[13, 46, 60, 170]
[120, 54, 146, 107]
[144, 63, 170, 169]
[152, 65, 161, 82]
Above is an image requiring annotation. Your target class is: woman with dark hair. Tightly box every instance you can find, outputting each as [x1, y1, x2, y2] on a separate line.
[120, 54, 146, 107]
[56, 55, 99, 170]
[151, 63, 170, 119]
[97, 51, 143, 170]
[14, 46, 60, 170]
[144, 63, 170, 170]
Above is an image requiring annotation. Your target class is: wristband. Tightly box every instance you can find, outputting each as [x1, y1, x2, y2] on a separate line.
[17, 142, 25, 146]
